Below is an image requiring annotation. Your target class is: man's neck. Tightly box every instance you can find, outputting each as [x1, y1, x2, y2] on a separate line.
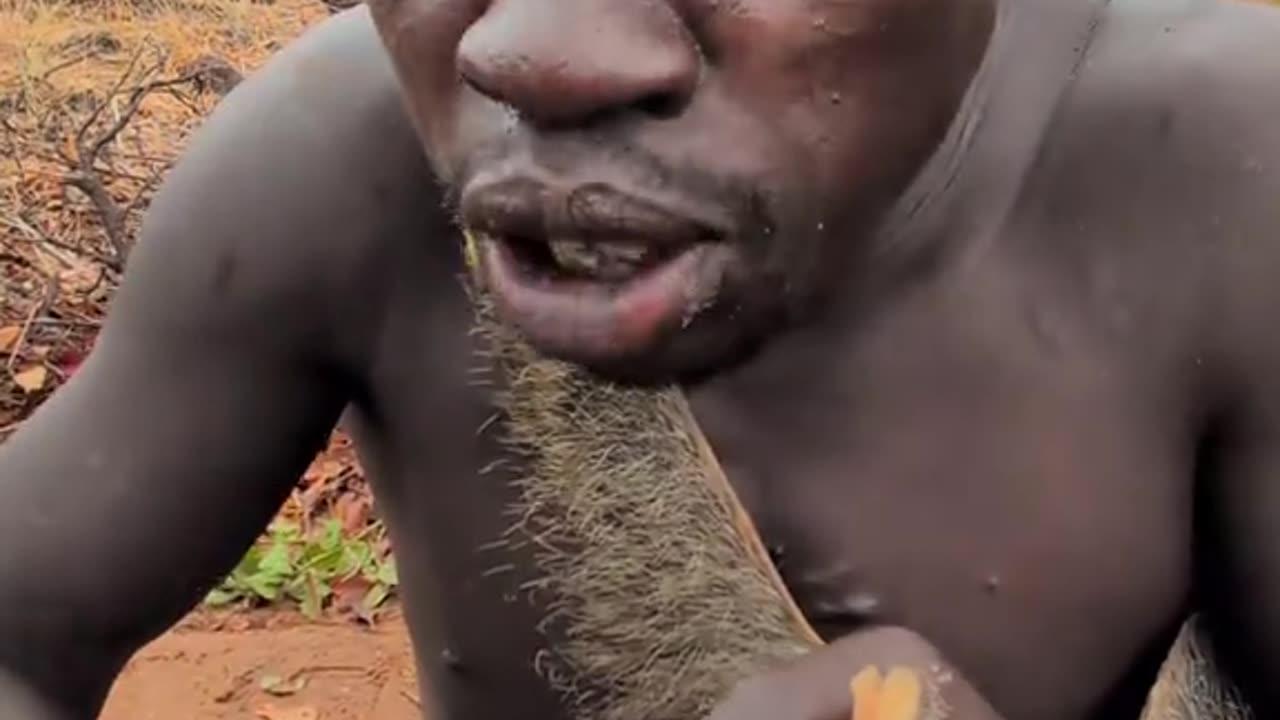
[831, 0, 1112, 318]
[710, 0, 1113, 392]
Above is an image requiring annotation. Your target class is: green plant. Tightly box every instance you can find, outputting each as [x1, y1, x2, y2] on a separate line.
[204, 517, 398, 620]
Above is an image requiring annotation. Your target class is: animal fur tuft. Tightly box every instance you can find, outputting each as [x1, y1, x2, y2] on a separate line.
[1139, 617, 1253, 720]
[468, 285, 818, 720]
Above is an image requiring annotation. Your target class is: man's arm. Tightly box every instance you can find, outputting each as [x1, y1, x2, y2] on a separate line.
[0, 11, 425, 717]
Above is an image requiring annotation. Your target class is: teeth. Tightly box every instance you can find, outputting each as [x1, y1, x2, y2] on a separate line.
[548, 238, 653, 280]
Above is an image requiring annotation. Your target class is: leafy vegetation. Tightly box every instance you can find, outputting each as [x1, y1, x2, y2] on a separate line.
[204, 517, 398, 621]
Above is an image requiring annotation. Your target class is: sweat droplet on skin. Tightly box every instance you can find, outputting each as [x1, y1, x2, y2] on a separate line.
[984, 574, 1001, 594]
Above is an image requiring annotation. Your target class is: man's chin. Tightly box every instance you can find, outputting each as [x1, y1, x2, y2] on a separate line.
[515, 320, 768, 390]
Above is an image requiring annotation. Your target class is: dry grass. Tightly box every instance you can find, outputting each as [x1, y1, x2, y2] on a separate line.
[0, 0, 327, 431]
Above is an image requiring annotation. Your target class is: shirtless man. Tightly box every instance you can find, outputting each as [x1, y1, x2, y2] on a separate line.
[3, 0, 1280, 717]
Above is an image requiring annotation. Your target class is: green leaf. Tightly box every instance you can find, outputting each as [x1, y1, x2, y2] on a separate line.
[337, 542, 371, 579]
[299, 572, 331, 620]
[245, 572, 282, 602]
[259, 540, 294, 579]
[203, 518, 399, 613]
[319, 519, 343, 551]
[376, 558, 398, 586]
[362, 582, 391, 611]
[232, 545, 264, 575]
[204, 587, 240, 607]
[302, 543, 344, 578]
[269, 520, 302, 542]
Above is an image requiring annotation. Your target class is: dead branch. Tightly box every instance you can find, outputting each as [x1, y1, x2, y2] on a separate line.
[32, 317, 102, 331]
[70, 42, 152, 160]
[0, 215, 47, 246]
[1, 116, 25, 181]
[60, 175, 127, 269]
[60, 40, 201, 271]
[0, 213, 114, 270]
[5, 274, 58, 372]
[0, 252, 33, 269]
[38, 51, 97, 84]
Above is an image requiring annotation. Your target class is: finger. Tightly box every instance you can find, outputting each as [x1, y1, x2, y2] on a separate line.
[850, 666, 883, 720]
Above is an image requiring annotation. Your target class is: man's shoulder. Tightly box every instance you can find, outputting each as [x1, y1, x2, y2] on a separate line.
[1038, 0, 1280, 220]
[1099, 0, 1280, 382]
[1014, 1, 1280, 380]
[163, 7, 435, 237]
[126, 9, 453, 367]
[1083, 0, 1280, 159]
[1154, 0, 1280, 131]
[234, 7, 398, 111]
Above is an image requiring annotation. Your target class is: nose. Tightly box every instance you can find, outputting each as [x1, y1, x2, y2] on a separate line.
[456, 0, 701, 127]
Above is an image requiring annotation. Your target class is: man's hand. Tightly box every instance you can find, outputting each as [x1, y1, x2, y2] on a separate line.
[708, 627, 1005, 720]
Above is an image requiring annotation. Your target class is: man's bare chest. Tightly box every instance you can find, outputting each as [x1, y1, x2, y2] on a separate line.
[371, 364, 1195, 720]
[359, 273, 1201, 720]
[683, 347, 1194, 718]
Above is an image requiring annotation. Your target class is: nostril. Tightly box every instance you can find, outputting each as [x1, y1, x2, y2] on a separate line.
[456, 56, 499, 104]
[634, 90, 688, 120]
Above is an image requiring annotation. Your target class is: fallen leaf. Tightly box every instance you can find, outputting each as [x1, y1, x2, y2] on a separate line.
[52, 347, 87, 378]
[254, 702, 318, 720]
[302, 458, 345, 484]
[12, 365, 48, 393]
[0, 326, 20, 352]
[334, 492, 370, 534]
[258, 672, 307, 697]
[330, 575, 375, 624]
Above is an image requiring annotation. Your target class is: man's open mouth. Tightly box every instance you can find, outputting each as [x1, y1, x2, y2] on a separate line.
[461, 178, 735, 362]
[507, 232, 684, 283]
[473, 230, 732, 363]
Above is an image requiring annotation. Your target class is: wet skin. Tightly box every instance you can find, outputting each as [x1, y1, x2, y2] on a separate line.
[3, 0, 1280, 718]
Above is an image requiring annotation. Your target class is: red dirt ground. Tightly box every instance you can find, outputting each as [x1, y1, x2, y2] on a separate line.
[100, 608, 422, 720]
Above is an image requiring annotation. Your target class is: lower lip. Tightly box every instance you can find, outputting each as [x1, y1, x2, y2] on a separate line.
[477, 235, 730, 362]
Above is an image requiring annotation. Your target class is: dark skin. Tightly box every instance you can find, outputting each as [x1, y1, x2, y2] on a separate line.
[3, 0, 1280, 718]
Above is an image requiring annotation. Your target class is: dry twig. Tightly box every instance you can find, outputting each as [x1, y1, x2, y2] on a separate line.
[59, 40, 201, 271]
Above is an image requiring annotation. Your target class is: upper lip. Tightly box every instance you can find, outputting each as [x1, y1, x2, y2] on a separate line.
[459, 175, 730, 249]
